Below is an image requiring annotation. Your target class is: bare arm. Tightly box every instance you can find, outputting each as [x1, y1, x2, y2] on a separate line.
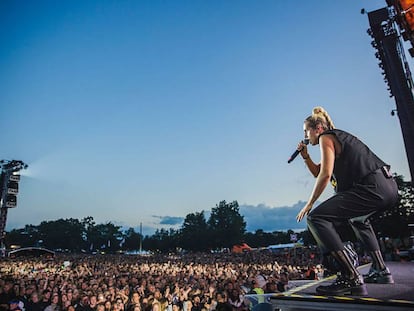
[304, 158, 321, 178]
[296, 135, 335, 222]
[307, 135, 335, 205]
[299, 142, 320, 177]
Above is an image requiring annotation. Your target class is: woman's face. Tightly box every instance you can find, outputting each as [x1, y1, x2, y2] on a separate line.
[31, 294, 39, 302]
[131, 293, 140, 303]
[52, 295, 59, 303]
[303, 122, 322, 146]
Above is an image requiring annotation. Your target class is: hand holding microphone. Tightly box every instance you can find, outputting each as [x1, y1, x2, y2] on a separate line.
[287, 139, 309, 163]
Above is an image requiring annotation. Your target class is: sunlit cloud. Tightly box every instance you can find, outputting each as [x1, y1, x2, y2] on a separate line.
[152, 215, 184, 226]
[239, 202, 308, 232]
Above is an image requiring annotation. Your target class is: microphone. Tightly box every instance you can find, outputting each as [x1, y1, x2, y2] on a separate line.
[287, 139, 309, 163]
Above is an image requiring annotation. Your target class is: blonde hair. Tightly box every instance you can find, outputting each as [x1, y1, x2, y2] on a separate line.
[305, 106, 335, 130]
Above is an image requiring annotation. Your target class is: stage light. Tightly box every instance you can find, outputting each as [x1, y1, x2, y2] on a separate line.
[4, 194, 17, 208]
[0, 160, 27, 209]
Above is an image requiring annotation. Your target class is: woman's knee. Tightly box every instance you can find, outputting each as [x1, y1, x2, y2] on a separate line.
[307, 212, 332, 230]
[307, 214, 316, 227]
[349, 217, 371, 230]
[307, 208, 321, 223]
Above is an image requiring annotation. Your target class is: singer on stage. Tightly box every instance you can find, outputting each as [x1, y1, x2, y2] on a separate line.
[295, 106, 398, 296]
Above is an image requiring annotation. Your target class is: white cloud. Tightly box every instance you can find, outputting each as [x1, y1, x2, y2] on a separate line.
[240, 201, 308, 232]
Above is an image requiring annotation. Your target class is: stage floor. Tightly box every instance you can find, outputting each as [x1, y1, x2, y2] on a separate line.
[246, 261, 414, 311]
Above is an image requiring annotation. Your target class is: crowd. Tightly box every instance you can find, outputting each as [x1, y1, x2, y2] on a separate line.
[0, 248, 322, 311]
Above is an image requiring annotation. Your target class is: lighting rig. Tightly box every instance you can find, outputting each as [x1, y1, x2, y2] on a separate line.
[0, 159, 28, 255]
[366, 1, 414, 183]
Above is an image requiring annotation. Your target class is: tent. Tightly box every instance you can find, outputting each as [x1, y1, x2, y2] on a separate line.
[232, 243, 252, 253]
[8, 247, 55, 258]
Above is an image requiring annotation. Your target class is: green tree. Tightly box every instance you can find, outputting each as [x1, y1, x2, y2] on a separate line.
[243, 229, 273, 247]
[123, 227, 142, 251]
[395, 175, 414, 223]
[145, 228, 178, 253]
[6, 224, 40, 248]
[38, 218, 85, 251]
[208, 200, 246, 249]
[82, 216, 96, 251]
[180, 211, 209, 251]
[88, 222, 123, 253]
[6, 228, 26, 247]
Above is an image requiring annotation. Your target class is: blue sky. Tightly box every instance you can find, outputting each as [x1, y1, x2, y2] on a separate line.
[1, 0, 411, 236]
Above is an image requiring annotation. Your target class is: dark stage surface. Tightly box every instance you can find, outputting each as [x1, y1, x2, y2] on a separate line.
[246, 261, 414, 311]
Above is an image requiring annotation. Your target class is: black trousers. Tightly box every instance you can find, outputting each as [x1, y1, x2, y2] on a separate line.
[307, 168, 399, 253]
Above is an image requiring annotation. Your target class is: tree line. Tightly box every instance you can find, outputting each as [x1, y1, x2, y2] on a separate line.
[5, 175, 413, 254]
[5, 200, 313, 253]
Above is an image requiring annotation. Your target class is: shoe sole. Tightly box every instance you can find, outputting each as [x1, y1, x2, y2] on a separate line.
[316, 284, 368, 296]
[364, 275, 394, 284]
